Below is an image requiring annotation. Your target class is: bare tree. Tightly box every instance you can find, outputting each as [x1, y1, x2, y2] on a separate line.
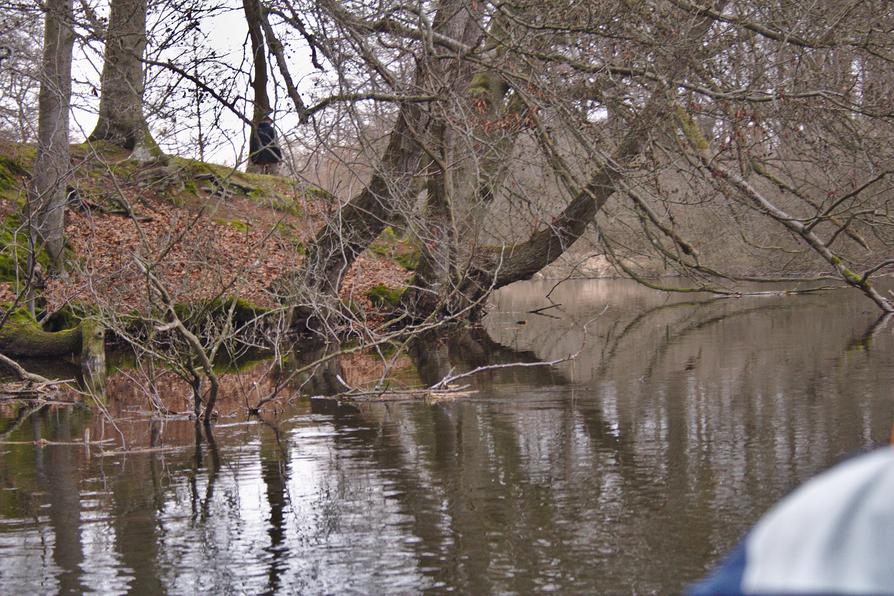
[266, 0, 894, 324]
[29, 0, 75, 272]
[279, 0, 487, 329]
[88, 0, 160, 161]
[0, 5, 41, 142]
[270, 0, 726, 322]
[6, 0, 894, 413]
[243, 0, 273, 173]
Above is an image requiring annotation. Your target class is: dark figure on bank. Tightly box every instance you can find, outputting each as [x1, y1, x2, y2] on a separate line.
[250, 117, 282, 174]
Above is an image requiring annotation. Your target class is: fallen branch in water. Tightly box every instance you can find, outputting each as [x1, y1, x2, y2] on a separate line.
[311, 385, 477, 403]
[96, 445, 193, 456]
[430, 357, 575, 390]
[430, 308, 604, 390]
[0, 350, 79, 404]
[0, 379, 76, 402]
[250, 285, 510, 413]
[0, 438, 115, 446]
[528, 303, 563, 318]
[0, 352, 54, 384]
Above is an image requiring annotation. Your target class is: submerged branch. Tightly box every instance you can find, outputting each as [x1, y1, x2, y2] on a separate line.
[0, 351, 53, 384]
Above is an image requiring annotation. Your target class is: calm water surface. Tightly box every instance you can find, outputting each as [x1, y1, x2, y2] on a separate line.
[2, 280, 893, 594]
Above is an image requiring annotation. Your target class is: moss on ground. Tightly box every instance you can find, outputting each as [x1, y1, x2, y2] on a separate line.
[366, 283, 405, 309]
[174, 296, 271, 329]
[0, 212, 51, 284]
[42, 303, 89, 332]
[166, 156, 310, 215]
[0, 156, 27, 192]
[0, 215, 28, 282]
[0, 153, 30, 205]
[369, 226, 421, 271]
[304, 185, 334, 202]
[214, 218, 250, 233]
[265, 195, 303, 216]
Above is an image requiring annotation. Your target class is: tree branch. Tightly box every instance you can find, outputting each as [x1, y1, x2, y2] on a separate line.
[675, 105, 894, 313]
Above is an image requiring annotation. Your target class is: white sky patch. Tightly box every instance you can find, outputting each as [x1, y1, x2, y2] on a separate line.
[69, 2, 316, 167]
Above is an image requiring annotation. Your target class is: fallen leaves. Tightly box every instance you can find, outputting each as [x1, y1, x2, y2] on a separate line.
[39, 158, 409, 318]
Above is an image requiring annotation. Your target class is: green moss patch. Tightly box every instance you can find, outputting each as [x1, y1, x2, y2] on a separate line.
[0, 156, 28, 193]
[0, 306, 83, 358]
[174, 296, 270, 329]
[369, 226, 421, 271]
[0, 213, 49, 284]
[366, 283, 405, 309]
[304, 185, 334, 202]
[42, 304, 88, 332]
[214, 218, 250, 233]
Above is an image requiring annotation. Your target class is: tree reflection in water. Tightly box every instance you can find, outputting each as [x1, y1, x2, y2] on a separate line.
[0, 280, 893, 593]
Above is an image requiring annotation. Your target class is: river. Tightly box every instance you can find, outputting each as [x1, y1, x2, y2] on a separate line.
[1, 280, 893, 594]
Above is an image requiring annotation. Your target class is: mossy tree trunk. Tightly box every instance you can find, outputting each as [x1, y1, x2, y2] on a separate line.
[0, 310, 82, 358]
[29, 0, 75, 272]
[80, 318, 106, 397]
[88, 0, 161, 162]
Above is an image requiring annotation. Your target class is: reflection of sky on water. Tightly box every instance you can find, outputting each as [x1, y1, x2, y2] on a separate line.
[1, 280, 893, 593]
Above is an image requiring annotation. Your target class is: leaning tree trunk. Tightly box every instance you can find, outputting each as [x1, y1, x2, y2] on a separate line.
[293, 0, 485, 302]
[29, 0, 75, 272]
[0, 308, 83, 358]
[88, 0, 160, 162]
[400, 28, 520, 318]
[242, 0, 272, 174]
[405, 1, 729, 320]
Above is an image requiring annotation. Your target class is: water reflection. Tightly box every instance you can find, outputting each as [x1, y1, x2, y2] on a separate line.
[257, 416, 291, 595]
[1, 280, 893, 593]
[39, 409, 85, 595]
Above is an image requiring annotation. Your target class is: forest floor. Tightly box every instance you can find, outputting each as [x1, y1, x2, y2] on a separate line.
[0, 141, 415, 319]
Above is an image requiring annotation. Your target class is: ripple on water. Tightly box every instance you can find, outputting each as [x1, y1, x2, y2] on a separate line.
[1, 281, 894, 593]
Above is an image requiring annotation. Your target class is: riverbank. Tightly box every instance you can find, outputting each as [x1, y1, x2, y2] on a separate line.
[0, 140, 412, 317]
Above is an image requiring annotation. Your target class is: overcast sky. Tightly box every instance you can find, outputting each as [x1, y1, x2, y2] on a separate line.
[70, 2, 317, 167]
